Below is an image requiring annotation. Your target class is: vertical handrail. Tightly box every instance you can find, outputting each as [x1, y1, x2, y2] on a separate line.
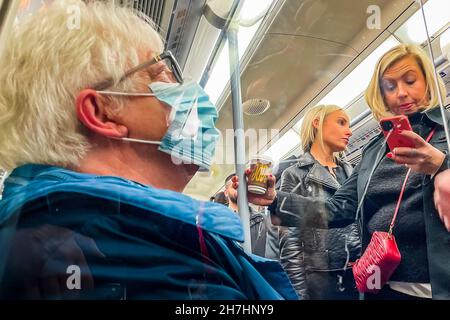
[419, 0, 450, 155]
[227, 12, 252, 254]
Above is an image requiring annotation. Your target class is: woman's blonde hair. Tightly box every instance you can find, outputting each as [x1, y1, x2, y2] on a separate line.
[300, 104, 346, 160]
[0, 0, 163, 171]
[365, 44, 447, 121]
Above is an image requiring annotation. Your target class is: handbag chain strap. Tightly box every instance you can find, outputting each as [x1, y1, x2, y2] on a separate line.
[388, 127, 437, 237]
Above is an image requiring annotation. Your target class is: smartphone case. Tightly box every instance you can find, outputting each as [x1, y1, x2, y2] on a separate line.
[380, 115, 415, 151]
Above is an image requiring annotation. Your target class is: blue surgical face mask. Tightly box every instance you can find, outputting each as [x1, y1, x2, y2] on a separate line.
[97, 80, 219, 170]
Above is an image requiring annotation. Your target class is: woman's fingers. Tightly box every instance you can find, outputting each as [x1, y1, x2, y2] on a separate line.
[390, 154, 420, 165]
[389, 148, 422, 165]
[397, 130, 426, 147]
[392, 147, 421, 158]
[389, 143, 445, 175]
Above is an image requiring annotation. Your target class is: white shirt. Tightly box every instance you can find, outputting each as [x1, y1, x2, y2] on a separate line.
[388, 281, 432, 299]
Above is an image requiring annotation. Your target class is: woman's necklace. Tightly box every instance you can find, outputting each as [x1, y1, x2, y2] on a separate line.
[327, 165, 337, 179]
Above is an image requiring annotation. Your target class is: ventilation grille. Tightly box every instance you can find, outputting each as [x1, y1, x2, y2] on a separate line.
[243, 98, 271, 115]
[348, 153, 362, 167]
[123, 0, 166, 30]
[345, 117, 381, 166]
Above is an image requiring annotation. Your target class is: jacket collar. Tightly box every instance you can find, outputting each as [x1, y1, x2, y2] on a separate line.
[0, 164, 244, 242]
[296, 152, 316, 167]
[296, 152, 351, 190]
[424, 106, 450, 126]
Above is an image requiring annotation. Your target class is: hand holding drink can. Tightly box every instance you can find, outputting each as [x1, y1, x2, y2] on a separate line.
[247, 155, 273, 194]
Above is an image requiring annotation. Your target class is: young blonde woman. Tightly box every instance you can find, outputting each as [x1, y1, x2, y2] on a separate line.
[240, 44, 449, 299]
[278, 105, 360, 299]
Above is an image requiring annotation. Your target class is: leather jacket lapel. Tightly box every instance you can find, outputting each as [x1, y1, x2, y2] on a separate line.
[307, 163, 341, 190]
[298, 152, 341, 190]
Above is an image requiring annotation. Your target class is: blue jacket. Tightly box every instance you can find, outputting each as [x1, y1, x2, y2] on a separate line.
[0, 164, 297, 300]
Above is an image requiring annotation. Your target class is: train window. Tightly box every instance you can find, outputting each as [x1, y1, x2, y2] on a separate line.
[204, 0, 275, 104]
[395, 0, 450, 45]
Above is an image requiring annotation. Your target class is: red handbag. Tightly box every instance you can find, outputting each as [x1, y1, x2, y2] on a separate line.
[352, 230, 401, 294]
[352, 127, 436, 294]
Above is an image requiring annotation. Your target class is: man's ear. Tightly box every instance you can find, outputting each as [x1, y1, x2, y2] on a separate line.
[76, 89, 128, 138]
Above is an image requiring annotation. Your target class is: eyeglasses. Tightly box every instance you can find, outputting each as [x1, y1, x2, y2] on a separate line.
[92, 50, 183, 91]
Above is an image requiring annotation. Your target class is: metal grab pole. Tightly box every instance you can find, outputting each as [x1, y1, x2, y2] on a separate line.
[419, 0, 450, 155]
[227, 21, 252, 254]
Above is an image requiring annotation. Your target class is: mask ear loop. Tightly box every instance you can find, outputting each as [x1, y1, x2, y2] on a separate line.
[117, 137, 162, 145]
[96, 91, 156, 97]
[97, 84, 184, 145]
[96, 90, 162, 145]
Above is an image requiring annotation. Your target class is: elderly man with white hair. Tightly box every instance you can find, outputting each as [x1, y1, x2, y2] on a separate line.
[0, 1, 296, 300]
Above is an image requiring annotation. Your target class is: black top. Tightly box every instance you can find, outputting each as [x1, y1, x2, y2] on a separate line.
[365, 113, 433, 283]
[323, 165, 348, 186]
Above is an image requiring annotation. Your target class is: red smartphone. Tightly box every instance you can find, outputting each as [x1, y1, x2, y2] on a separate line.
[379, 115, 415, 151]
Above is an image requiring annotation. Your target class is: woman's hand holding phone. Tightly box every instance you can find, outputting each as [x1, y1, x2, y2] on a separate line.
[380, 116, 445, 175]
[387, 129, 445, 175]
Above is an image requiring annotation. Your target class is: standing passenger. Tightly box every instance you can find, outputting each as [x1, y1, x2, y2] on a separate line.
[224, 174, 268, 257]
[278, 105, 360, 299]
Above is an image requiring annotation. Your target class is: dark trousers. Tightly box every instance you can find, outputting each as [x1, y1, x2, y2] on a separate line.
[306, 269, 359, 300]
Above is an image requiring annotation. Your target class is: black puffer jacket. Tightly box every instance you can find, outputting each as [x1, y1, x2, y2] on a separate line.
[278, 152, 361, 299]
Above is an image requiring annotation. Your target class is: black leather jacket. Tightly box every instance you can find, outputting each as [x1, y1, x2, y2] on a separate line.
[278, 152, 361, 299]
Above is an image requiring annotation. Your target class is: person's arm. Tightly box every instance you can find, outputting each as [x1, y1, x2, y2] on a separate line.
[279, 167, 301, 193]
[274, 162, 360, 228]
[276, 169, 308, 298]
[434, 169, 450, 232]
[1, 224, 104, 299]
[232, 165, 360, 229]
[1, 198, 251, 300]
[278, 226, 308, 299]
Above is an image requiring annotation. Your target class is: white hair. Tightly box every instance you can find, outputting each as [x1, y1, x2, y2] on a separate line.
[0, 0, 163, 171]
